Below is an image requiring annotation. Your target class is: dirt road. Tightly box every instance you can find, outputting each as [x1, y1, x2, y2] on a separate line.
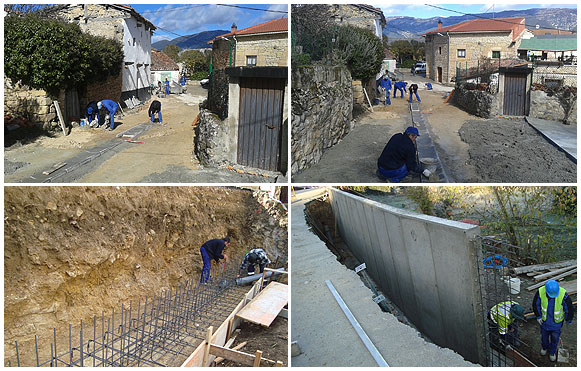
[5, 82, 283, 183]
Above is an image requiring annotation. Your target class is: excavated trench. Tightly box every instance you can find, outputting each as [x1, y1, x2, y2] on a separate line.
[4, 186, 288, 366]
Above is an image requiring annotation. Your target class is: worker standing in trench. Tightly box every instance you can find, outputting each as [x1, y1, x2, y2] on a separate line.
[488, 301, 525, 350]
[532, 279, 574, 362]
[200, 237, 230, 283]
[238, 248, 271, 276]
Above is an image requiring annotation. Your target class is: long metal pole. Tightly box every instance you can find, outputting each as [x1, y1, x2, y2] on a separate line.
[325, 280, 389, 367]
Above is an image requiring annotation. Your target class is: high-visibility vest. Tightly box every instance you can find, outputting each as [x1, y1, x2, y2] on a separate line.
[539, 286, 566, 323]
[490, 301, 518, 334]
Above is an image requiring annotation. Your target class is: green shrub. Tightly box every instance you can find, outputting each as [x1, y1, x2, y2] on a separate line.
[335, 25, 383, 81]
[401, 59, 416, 68]
[293, 53, 311, 67]
[552, 187, 576, 217]
[190, 71, 209, 81]
[4, 14, 123, 96]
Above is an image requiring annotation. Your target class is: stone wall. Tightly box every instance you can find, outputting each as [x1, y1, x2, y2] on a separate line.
[4, 77, 57, 127]
[57, 5, 125, 42]
[194, 108, 232, 167]
[453, 83, 499, 118]
[235, 34, 288, 67]
[86, 73, 123, 104]
[326, 4, 383, 37]
[532, 64, 577, 87]
[291, 65, 353, 175]
[529, 88, 577, 124]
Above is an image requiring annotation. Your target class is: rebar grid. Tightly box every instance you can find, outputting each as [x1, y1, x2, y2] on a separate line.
[476, 235, 538, 367]
[7, 262, 244, 367]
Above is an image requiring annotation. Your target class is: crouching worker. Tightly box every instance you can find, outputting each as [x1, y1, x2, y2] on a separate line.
[239, 248, 271, 276]
[200, 237, 230, 283]
[148, 100, 162, 123]
[97, 100, 118, 131]
[377, 126, 431, 182]
[87, 101, 100, 127]
[533, 280, 574, 362]
[488, 301, 525, 350]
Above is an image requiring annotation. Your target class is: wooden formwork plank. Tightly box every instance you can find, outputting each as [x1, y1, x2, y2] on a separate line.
[534, 266, 577, 281]
[209, 345, 276, 366]
[527, 268, 577, 291]
[512, 260, 576, 275]
[236, 282, 288, 327]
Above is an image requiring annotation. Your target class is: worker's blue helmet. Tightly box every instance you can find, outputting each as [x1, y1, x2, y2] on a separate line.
[97, 102, 102, 110]
[87, 107, 93, 114]
[545, 280, 560, 298]
[405, 126, 420, 136]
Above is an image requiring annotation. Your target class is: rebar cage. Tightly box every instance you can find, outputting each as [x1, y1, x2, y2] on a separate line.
[6, 261, 243, 367]
[476, 235, 539, 367]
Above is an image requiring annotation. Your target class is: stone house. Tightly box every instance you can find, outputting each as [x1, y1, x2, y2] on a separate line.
[423, 17, 527, 84]
[57, 4, 156, 105]
[197, 18, 289, 174]
[151, 49, 180, 87]
[518, 35, 577, 63]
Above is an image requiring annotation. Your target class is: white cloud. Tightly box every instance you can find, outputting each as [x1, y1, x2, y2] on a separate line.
[152, 35, 172, 43]
[256, 4, 289, 23]
[149, 4, 243, 35]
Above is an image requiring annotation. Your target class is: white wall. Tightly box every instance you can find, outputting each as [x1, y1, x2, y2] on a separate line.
[122, 18, 152, 93]
[151, 71, 180, 85]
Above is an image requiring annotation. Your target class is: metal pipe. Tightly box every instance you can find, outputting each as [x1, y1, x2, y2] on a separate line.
[235, 269, 284, 285]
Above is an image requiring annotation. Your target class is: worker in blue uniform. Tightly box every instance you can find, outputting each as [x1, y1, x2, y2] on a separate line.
[86, 101, 100, 127]
[200, 237, 230, 283]
[377, 126, 431, 182]
[532, 280, 574, 361]
[164, 78, 170, 96]
[379, 75, 392, 105]
[180, 75, 186, 86]
[148, 100, 162, 123]
[97, 100, 118, 131]
[393, 81, 407, 98]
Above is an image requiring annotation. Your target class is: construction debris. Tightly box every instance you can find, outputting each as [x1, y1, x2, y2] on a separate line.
[511, 259, 576, 275]
[527, 268, 577, 291]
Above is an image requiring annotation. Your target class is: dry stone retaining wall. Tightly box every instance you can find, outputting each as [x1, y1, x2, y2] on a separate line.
[4, 78, 57, 127]
[291, 65, 353, 175]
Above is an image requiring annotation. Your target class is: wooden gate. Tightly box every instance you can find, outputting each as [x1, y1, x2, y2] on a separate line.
[503, 73, 527, 116]
[238, 77, 285, 171]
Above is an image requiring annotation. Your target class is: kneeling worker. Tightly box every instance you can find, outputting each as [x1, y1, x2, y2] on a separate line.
[148, 100, 162, 123]
[533, 279, 574, 361]
[488, 301, 525, 349]
[377, 126, 431, 182]
[239, 248, 271, 276]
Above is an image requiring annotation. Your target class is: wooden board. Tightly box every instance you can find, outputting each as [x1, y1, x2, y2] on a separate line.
[236, 282, 288, 327]
[559, 279, 577, 295]
[527, 268, 577, 291]
[512, 260, 576, 275]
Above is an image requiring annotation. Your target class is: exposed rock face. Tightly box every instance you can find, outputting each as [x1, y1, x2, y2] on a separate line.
[291, 65, 353, 175]
[194, 108, 231, 167]
[4, 186, 287, 364]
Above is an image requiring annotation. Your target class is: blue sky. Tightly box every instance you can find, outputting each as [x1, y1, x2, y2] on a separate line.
[374, 3, 577, 19]
[131, 4, 288, 43]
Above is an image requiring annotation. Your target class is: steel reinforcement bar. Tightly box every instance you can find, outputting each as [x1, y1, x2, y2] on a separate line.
[6, 262, 243, 367]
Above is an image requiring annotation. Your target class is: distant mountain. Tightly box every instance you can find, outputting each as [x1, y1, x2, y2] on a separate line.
[384, 7, 577, 41]
[152, 30, 229, 50]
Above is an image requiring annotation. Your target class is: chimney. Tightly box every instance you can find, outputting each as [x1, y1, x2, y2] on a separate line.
[231, 22, 237, 34]
[437, 19, 442, 31]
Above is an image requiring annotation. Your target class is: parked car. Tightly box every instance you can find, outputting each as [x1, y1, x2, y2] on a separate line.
[413, 62, 426, 74]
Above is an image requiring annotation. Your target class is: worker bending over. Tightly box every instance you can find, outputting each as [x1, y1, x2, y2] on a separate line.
[379, 75, 392, 105]
[97, 100, 118, 131]
[393, 81, 407, 98]
[86, 101, 100, 127]
[148, 100, 162, 123]
[532, 279, 574, 361]
[199, 237, 230, 283]
[239, 248, 271, 276]
[488, 301, 525, 350]
[409, 83, 421, 103]
[377, 126, 431, 182]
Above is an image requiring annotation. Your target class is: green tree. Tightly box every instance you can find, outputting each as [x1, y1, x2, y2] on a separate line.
[163, 44, 180, 62]
[334, 25, 383, 81]
[389, 39, 424, 64]
[180, 49, 208, 73]
[4, 14, 123, 97]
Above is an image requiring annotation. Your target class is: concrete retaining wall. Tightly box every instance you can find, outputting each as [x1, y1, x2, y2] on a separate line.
[328, 188, 486, 365]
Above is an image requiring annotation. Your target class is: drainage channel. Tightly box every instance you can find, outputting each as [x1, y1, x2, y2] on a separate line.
[26, 123, 155, 183]
[409, 102, 451, 183]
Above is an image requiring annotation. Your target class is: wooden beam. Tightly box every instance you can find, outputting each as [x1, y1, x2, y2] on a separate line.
[208, 344, 276, 366]
[202, 326, 213, 366]
[276, 361, 284, 367]
[512, 260, 576, 275]
[527, 268, 577, 291]
[253, 350, 262, 367]
[53, 101, 68, 136]
[212, 341, 247, 365]
[534, 265, 577, 281]
[264, 267, 288, 274]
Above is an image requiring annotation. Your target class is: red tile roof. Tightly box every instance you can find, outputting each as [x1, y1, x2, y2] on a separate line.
[151, 49, 179, 71]
[213, 18, 288, 40]
[424, 17, 525, 41]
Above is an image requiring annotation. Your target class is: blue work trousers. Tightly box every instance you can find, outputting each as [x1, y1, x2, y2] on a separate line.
[378, 164, 408, 183]
[409, 91, 421, 103]
[385, 90, 391, 105]
[541, 326, 561, 356]
[165, 86, 170, 95]
[200, 247, 211, 283]
[394, 87, 405, 98]
[151, 112, 162, 123]
[107, 111, 116, 130]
